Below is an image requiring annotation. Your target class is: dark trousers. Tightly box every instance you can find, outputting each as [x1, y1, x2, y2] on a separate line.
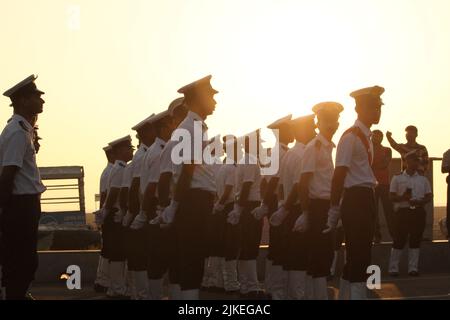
[447, 177, 450, 239]
[206, 208, 227, 258]
[175, 189, 214, 290]
[282, 205, 309, 271]
[0, 194, 41, 300]
[392, 207, 426, 249]
[147, 224, 172, 280]
[307, 199, 333, 278]
[267, 195, 282, 264]
[341, 187, 376, 283]
[103, 214, 126, 262]
[223, 203, 241, 261]
[374, 184, 395, 239]
[239, 201, 263, 261]
[128, 226, 149, 271]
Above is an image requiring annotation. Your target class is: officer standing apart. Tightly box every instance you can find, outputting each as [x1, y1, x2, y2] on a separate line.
[325, 86, 385, 300]
[160, 75, 218, 300]
[0, 75, 46, 300]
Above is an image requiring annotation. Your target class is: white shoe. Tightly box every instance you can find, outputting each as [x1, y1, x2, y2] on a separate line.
[408, 248, 420, 274]
[286, 271, 306, 300]
[134, 271, 150, 300]
[313, 277, 328, 300]
[338, 278, 350, 300]
[95, 256, 110, 288]
[148, 278, 163, 300]
[181, 289, 199, 300]
[125, 270, 136, 299]
[305, 275, 314, 300]
[169, 283, 181, 300]
[388, 248, 403, 275]
[201, 258, 213, 288]
[223, 260, 240, 292]
[238, 260, 249, 295]
[350, 282, 367, 300]
[270, 265, 287, 300]
[107, 261, 127, 297]
[245, 260, 260, 293]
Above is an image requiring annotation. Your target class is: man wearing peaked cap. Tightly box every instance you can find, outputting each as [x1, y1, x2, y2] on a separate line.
[252, 114, 293, 300]
[294, 102, 342, 300]
[94, 144, 117, 294]
[327, 86, 384, 300]
[268, 114, 317, 300]
[158, 75, 218, 299]
[0, 75, 46, 299]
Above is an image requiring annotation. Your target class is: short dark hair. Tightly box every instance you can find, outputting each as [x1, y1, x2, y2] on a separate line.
[405, 125, 418, 134]
[372, 130, 383, 136]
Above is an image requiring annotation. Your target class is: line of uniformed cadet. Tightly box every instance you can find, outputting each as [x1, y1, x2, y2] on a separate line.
[92, 75, 389, 300]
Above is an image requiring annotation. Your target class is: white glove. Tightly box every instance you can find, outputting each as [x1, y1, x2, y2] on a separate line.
[251, 203, 269, 221]
[323, 206, 341, 234]
[293, 212, 309, 232]
[113, 209, 125, 223]
[269, 206, 288, 227]
[122, 211, 134, 227]
[161, 200, 179, 224]
[227, 204, 243, 225]
[149, 206, 165, 225]
[130, 211, 148, 230]
[213, 202, 226, 214]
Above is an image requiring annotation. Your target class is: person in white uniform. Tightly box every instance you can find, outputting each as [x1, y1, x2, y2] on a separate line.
[388, 150, 432, 277]
[101, 135, 134, 299]
[0, 75, 46, 300]
[270, 114, 317, 300]
[94, 145, 116, 293]
[159, 75, 218, 300]
[297, 102, 343, 300]
[253, 115, 293, 300]
[325, 86, 385, 300]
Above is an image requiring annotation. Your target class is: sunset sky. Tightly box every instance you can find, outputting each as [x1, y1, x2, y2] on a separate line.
[1, 0, 450, 212]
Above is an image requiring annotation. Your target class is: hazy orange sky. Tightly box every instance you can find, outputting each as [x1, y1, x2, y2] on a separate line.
[1, 0, 450, 212]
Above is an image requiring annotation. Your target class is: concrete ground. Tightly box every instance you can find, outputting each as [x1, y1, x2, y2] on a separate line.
[29, 273, 450, 300]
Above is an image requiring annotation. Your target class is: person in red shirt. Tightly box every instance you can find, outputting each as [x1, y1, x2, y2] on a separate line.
[371, 130, 394, 243]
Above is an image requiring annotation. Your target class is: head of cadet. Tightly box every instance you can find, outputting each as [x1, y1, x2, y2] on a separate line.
[267, 114, 294, 145]
[350, 85, 385, 126]
[177, 75, 218, 118]
[312, 102, 344, 137]
[3, 74, 45, 115]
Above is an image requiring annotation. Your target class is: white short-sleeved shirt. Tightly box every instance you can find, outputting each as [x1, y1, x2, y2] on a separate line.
[107, 160, 127, 209]
[390, 171, 432, 209]
[271, 143, 289, 179]
[120, 144, 148, 188]
[301, 134, 335, 200]
[335, 120, 376, 188]
[279, 142, 305, 202]
[235, 153, 261, 202]
[140, 137, 166, 196]
[100, 162, 113, 194]
[174, 111, 216, 193]
[216, 163, 237, 205]
[0, 114, 46, 195]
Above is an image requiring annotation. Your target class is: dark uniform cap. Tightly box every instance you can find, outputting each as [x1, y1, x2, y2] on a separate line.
[3, 75, 45, 106]
[290, 114, 316, 129]
[177, 75, 219, 95]
[132, 113, 156, 131]
[108, 135, 132, 149]
[312, 102, 344, 115]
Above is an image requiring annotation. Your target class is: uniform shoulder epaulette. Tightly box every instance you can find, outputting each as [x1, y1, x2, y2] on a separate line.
[18, 120, 29, 132]
[160, 144, 164, 149]
[343, 126, 361, 136]
[119, 162, 126, 168]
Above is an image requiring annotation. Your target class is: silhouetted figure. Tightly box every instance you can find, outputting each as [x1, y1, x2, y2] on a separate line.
[0, 75, 46, 300]
[386, 126, 429, 174]
[442, 149, 450, 240]
[371, 130, 394, 242]
[388, 150, 432, 277]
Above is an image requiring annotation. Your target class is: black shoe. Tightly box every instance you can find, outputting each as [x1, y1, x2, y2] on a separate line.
[94, 283, 108, 293]
[408, 271, 419, 277]
[389, 271, 399, 277]
[224, 289, 240, 295]
[106, 294, 130, 300]
[208, 286, 225, 293]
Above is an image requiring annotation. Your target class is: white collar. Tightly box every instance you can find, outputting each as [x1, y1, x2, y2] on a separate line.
[354, 119, 372, 138]
[12, 114, 33, 131]
[154, 137, 166, 148]
[317, 133, 335, 148]
[187, 111, 203, 122]
[115, 160, 127, 167]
